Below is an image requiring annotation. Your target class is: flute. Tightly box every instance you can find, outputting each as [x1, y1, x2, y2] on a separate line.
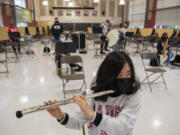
[16, 90, 114, 118]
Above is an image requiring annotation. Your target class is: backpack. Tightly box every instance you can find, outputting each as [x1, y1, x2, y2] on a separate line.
[170, 55, 180, 67]
[43, 47, 50, 53]
[149, 54, 160, 67]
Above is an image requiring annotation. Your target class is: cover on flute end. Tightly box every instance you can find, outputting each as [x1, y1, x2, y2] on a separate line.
[16, 111, 23, 118]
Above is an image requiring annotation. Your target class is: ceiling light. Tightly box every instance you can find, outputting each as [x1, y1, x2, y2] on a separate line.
[119, 0, 125, 5]
[42, 0, 48, 6]
[93, 0, 99, 3]
[65, 0, 71, 2]
[68, 1, 73, 6]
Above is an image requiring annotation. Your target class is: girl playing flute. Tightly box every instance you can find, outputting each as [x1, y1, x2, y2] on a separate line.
[44, 51, 141, 135]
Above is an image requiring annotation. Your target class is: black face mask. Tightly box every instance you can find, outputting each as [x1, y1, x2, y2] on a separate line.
[55, 21, 59, 24]
[110, 78, 132, 97]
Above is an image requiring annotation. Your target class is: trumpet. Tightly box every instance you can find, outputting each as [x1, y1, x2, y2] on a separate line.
[16, 90, 114, 118]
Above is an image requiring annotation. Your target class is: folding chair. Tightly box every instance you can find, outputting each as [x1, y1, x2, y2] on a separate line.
[60, 55, 87, 98]
[141, 52, 167, 92]
[0, 47, 8, 76]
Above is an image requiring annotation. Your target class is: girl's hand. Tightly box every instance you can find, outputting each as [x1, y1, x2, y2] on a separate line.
[44, 100, 64, 121]
[73, 95, 95, 120]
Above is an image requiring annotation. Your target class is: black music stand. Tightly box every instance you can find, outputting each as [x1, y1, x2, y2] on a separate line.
[55, 41, 77, 55]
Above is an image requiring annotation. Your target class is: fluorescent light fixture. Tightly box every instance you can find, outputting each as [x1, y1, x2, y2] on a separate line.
[68, 1, 73, 6]
[93, 0, 99, 3]
[65, 0, 71, 2]
[119, 0, 125, 5]
[42, 0, 48, 6]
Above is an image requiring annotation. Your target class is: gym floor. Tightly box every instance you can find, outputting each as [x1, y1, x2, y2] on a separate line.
[0, 41, 180, 135]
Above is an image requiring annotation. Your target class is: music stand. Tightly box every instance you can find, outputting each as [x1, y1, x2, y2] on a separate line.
[55, 41, 77, 55]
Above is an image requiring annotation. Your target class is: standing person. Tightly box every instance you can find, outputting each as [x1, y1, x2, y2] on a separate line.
[45, 51, 141, 135]
[157, 33, 174, 66]
[8, 20, 21, 54]
[51, 18, 64, 42]
[100, 20, 111, 54]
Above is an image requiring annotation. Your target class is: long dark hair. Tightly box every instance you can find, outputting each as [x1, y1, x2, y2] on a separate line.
[91, 52, 140, 102]
[161, 33, 168, 42]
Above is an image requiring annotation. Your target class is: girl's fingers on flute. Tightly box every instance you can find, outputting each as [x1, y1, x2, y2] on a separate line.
[54, 99, 58, 103]
[74, 99, 81, 106]
[54, 99, 60, 109]
[44, 101, 48, 105]
[48, 100, 53, 104]
[73, 96, 81, 103]
[79, 95, 86, 100]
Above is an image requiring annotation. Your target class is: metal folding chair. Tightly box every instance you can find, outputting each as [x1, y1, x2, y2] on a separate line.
[141, 52, 167, 92]
[60, 55, 87, 98]
[0, 47, 8, 76]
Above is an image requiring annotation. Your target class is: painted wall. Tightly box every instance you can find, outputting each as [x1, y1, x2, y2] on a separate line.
[1, 3, 15, 26]
[129, 0, 146, 27]
[39, 16, 122, 25]
[145, 0, 157, 28]
[155, 0, 180, 26]
[36, 0, 123, 25]
[0, 2, 2, 26]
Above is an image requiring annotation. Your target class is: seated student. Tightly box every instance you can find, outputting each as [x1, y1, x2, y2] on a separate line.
[157, 33, 174, 66]
[8, 20, 21, 54]
[45, 51, 141, 135]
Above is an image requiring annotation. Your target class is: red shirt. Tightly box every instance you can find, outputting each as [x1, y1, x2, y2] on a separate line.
[8, 26, 18, 40]
[8, 26, 18, 32]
